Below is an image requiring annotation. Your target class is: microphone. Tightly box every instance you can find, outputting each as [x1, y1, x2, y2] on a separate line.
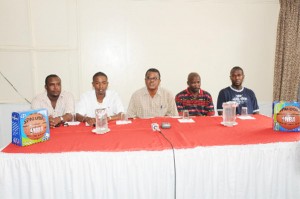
[151, 122, 177, 198]
[151, 123, 160, 132]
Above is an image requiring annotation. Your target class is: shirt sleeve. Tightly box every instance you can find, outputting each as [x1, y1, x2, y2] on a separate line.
[111, 92, 124, 116]
[63, 92, 75, 114]
[206, 94, 215, 116]
[76, 93, 88, 116]
[175, 94, 184, 114]
[217, 89, 226, 111]
[127, 94, 137, 118]
[166, 92, 179, 116]
[31, 97, 39, 110]
[250, 90, 259, 112]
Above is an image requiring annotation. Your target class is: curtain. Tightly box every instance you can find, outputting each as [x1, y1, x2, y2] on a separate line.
[273, 0, 300, 101]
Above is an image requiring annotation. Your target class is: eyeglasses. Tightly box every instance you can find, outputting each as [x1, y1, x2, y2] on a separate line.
[145, 77, 159, 81]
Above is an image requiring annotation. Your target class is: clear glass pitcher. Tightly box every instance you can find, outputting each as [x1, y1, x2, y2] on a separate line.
[222, 101, 238, 126]
[95, 108, 109, 134]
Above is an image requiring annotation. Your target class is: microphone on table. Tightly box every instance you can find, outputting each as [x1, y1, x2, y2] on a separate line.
[151, 122, 177, 199]
[151, 123, 161, 132]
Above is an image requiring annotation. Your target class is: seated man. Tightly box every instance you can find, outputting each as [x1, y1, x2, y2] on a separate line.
[31, 74, 75, 128]
[76, 72, 124, 126]
[217, 66, 259, 115]
[127, 68, 178, 118]
[175, 72, 215, 116]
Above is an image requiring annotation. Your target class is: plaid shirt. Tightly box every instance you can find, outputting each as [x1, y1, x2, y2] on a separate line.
[175, 88, 215, 116]
[127, 87, 178, 118]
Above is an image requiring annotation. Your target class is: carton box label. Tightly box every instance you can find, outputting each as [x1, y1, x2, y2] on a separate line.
[273, 101, 300, 132]
[12, 109, 50, 146]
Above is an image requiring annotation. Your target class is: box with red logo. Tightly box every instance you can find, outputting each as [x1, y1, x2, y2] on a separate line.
[12, 109, 50, 146]
[273, 101, 300, 132]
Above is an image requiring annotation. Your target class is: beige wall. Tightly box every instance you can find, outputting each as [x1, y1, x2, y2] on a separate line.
[0, 0, 279, 109]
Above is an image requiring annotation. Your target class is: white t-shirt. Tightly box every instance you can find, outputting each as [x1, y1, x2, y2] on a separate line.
[76, 90, 124, 117]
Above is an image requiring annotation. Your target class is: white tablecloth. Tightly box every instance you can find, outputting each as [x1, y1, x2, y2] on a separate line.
[1, 142, 300, 199]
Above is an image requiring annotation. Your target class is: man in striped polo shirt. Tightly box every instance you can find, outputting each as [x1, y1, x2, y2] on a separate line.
[175, 72, 215, 116]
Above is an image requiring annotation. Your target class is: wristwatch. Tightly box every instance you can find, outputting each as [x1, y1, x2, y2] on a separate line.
[60, 116, 64, 122]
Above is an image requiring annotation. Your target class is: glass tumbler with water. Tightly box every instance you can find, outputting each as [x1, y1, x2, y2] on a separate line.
[241, 107, 248, 116]
[222, 101, 238, 126]
[182, 110, 190, 120]
[95, 108, 109, 133]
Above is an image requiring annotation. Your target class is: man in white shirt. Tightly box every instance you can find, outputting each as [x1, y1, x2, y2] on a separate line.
[76, 72, 124, 126]
[31, 74, 75, 128]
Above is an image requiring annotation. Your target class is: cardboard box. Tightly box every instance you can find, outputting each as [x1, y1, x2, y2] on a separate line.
[12, 109, 50, 146]
[273, 101, 300, 132]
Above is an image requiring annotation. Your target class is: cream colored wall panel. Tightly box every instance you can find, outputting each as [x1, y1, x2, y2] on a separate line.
[0, 52, 33, 103]
[30, 0, 71, 47]
[0, 0, 31, 46]
[78, 0, 141, 105]
[78, 0, 278, 108]
[0, 0, 279, 108]
[33, 51, 79, 100]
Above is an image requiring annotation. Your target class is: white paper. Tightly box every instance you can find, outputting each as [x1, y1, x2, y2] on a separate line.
[178, 119, 195, 123]
[170, 116, 181, 119]
[116, 120, 132, 125]
[65, 121, 80, 126]
[237, 115, 256, 120]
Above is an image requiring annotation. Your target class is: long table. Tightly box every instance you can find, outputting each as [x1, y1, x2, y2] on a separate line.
[1, 115, 300, 199]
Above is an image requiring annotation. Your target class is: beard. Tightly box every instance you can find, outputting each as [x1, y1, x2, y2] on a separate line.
[189, 87, 200, 93]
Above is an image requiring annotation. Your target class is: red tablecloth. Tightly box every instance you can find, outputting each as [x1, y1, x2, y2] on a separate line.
[2, 115, 300, 153]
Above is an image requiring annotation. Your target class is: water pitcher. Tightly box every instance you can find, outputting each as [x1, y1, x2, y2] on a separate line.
[222, 101, 238, 126]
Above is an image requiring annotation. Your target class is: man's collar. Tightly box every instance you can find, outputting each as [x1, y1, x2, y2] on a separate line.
[230, 86, 244, 92]
[144, 87, 161, 96]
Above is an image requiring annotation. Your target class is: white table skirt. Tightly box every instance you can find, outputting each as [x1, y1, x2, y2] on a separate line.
[1, 142, 300, 199]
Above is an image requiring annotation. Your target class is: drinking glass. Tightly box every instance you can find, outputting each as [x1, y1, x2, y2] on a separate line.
[241, 107, 248, 116]
[182, 110, 190, 120]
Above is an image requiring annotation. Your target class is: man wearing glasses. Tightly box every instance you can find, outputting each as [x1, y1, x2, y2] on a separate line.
[217, 66, 259, 115]
[127, 68, 178, 118]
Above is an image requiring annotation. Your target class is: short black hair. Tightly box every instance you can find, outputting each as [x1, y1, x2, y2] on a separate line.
[187, 72, 200, 82]
[145, 68, 161, 79]
[45, 74, 60, 85]
[93, 72, 107, 81]
[230, 66, 244, 75]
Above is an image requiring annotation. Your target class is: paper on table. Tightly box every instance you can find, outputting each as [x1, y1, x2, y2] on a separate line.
[178, 118, 195, 123]
[65, 121, 80, 126]
[170, 116, 181, 119]
[237, 115, 256, 120]
[116, 120, 132, 125]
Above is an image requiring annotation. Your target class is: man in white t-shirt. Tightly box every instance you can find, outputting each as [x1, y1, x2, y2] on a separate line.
[76, 72, 124, 126]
